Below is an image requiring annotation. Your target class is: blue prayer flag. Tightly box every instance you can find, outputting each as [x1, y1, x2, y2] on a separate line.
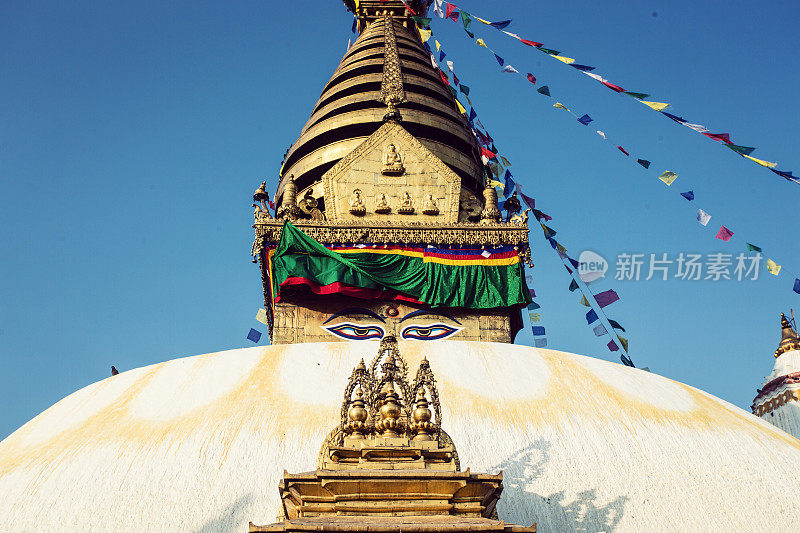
[247, 328, 262, 343]
[570, 64, 595, 72]
[771, 168, 799, 183]
[681, 190, 695, 201]
[489, 20, 512, 29]
[577, 114, 593, 125]
[586, 309, 599, 324]
[637, 159, 651, 169]
[528, 301, 540, 310]
[537, 85, 550, 96]
[439, 50, 446, 62]
[569, 258, 580, 269]
[504, 170, 516, 194]
[534, 338, 548, 348]
[531, 326, 546, 336]
[494, 53, 505, 66]
[794, 278, 800, 294]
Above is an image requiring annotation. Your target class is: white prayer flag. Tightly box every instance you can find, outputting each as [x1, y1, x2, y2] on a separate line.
[697, 209, 711, 226]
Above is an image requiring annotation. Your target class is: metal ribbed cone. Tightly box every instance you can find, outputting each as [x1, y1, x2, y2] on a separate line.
[277, 15, 482, 203]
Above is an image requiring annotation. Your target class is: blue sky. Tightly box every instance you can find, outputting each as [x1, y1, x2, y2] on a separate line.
[2, 0, 799, 439]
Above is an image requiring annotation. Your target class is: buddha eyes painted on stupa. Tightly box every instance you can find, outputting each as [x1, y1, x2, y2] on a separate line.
[320, 307, 463, 341]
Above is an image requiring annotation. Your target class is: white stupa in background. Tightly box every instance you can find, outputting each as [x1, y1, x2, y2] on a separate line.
[752, 314, 800, 438]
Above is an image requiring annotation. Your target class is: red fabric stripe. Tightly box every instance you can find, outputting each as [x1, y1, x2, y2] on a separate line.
[601, 81, 625, 93]
[617, 146, 630, 156]
[276, 277, 423, 305]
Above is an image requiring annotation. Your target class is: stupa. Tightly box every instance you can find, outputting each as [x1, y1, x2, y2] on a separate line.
[751, 313, 800, 438]
[2, 1, 800, 531]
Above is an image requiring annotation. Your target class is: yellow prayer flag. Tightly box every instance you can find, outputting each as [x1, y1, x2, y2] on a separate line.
[618, 336, 629, 352]
[419, 28, 432, 43]
[743, 154, 777, 168]
[553, 55, 575, 65]
[488, 179, 504, 189]
[500, 156, 512, 166]
[255, 308, 269, 325]
[553, 102, 570, 112]
[579, 295, 591, 307]
[455, 99, 467, 115]
[476, 38, 487, 48]
[658, 170, 678, 186]
[474, 16, 491, 25]
[767, 259, 782, 275]
[435, 40, 441, 52]
[556, 243, 567, 253]
[530, 313, 542, 322]
[641, 101, 670, 111]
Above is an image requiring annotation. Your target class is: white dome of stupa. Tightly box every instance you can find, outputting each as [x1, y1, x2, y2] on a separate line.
[2, 341, 799, 532]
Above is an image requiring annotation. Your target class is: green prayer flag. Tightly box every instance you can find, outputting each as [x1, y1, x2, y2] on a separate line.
[459, 84, 470, 96]
[412, 16, 432, 28]
[624, 91, 650, 100]
[271, 222, 532, 309]
[448, 86, 458, 98]
[461, 11, 472, 30]
[568, 279, 579, 292]
[727, 144, 756, 156]
[538, 47, 560, 55]
[500, 156, 512, 167]
[746, 243, 762, 252]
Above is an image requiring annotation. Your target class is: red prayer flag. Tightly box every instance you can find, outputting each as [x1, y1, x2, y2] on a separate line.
[716, 225, 734, 241]
[480, 147, 497, 160]
[601, 81, 625, 93]
[520, 38, 543, 47]
[445, 3, 459, 22]
[400, 1, 417, 15]
[438, 69, 450, 87]
[526, 73, 536, 85]
[702, 132, 733, 144]
[607, 340, 619, 352]
[617, 146, 630, 156]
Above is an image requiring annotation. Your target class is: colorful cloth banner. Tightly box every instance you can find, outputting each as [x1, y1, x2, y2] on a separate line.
[617, 146, 630, 156]
[697, 209, 711, 226]
[526, 73, 536, 84]
[537, 85, 550, 96]
[597, 130, 606, 139]
[501, 65, 519, 73]
[530, 313, 542, 322]
[743, 155, 777, 168]
[767, 259, 782, 275]
[716, 225, 734, 242]
[531, 326, 546, 336]
[270, 222, 532, 309]
[607, 340, 619, 352]
[595, 289, 620, 308]
[641, 101, 670, 111]
[247, 328, 262, 343]
[569, 279, 579, 292]
[608, 319, 626, 332]
[658, 171, 678, 186]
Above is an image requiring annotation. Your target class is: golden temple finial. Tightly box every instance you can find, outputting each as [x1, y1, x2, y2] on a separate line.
[775, 313, 800, 358]
[345, 387, 370, 439]
[410, 388, 435, 441]
[376, 382, 403, 437]
[379, 12, 406, 122]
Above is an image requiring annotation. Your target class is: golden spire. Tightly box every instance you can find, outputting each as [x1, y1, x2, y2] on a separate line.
[376, 382, 403, 437]
[410, 388, 435, 441]
[775, 313, 800, 358]
[345, 386, 370, 439]
[378, 11, 407, 122]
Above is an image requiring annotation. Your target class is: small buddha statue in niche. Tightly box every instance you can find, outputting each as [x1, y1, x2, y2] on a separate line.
[375, 192, 391, 214]
[422, 194, 439, 216]
[349, 189, 366, 216]
[397, 191, 414, 214]
[381, 143, 404, 175]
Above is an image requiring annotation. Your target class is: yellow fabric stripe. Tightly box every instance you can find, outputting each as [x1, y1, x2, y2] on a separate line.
[333, 247, 519, 266]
